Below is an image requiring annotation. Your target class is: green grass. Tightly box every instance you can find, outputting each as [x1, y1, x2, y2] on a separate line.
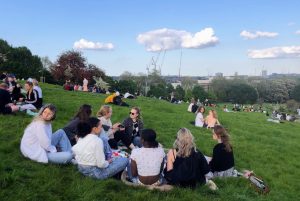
[1, 83, 300, 201]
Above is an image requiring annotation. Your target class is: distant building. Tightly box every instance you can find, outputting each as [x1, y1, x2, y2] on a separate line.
[262, 70, 267, 78]
[215, 72, 223, 77]
[197, 77, 213, 91]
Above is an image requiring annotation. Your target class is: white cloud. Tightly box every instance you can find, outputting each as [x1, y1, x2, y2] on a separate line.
[296, 30, 300, 35]
[288, 22, 296, 26]
[73, 38, 114, 50]
[248, 46, 300, 59]
[137, 28, 219, 52]
[240, 30, 278, 39]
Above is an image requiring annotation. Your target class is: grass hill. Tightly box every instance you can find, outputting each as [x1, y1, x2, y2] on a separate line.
[1, 83, 300, 201]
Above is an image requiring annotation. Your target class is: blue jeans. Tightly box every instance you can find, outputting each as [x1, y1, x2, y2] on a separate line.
[78, 157, 129, 180]
[99, 130, 113, 160]
[47, 129, 73, 164]
[133, 136, 142, 147]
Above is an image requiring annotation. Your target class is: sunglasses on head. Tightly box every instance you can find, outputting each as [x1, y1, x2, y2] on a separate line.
[129, 112, 135, 115]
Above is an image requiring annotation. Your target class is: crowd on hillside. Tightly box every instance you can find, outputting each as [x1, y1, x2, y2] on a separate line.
[1, 71, 298, 191]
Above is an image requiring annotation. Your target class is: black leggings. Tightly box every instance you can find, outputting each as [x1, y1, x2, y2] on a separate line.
[108, 130, 132, 149]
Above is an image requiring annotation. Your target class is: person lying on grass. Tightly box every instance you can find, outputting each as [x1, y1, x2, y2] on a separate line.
[72, 118, 128, 180]
[127, 129, 165, 186]
[206, 125, 235, 178]
[164, 128, 210, 188]
[20, 104, 73, 164]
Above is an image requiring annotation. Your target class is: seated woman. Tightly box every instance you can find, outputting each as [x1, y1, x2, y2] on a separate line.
[195, 106, 205, 127]
[205, 110, 220, 129]
[33, 79, 43, 108]
[72, 118, 128, 180]
[127, 129, 165, 185]
[208, 125, 235, 177]
[19, 81, 40, 111]
[20, 104, 73, 164]
[164, 128, 210, 188]
[97, 105, 123, 150]
[63, 104, 92, 146]
[112, 107, 143, 149]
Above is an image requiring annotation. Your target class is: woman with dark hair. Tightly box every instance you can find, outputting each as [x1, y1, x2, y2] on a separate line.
[195, 106, 205, 127]
[72, 117, 128, 180]
[63, 104, 92, 145]
[164, 128, 210, 188]
[127, 129, 165, 185]
[208, 125, 235, 177]
[19, 81, 40, 111]
[20, 104, 73, 164]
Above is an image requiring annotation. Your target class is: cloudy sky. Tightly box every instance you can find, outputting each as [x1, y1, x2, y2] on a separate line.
[1, 0, 300, 76]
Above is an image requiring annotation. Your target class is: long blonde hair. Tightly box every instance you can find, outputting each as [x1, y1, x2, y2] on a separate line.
[173, 128, 196, 157]
[97, 105, 111, 117]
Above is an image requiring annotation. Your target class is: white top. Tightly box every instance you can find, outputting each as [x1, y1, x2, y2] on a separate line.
[72, 134, 109, 168]
[124, 92, 132, 98]
[195, 112, 204, 127]
[34, 85, 43, 98]
[20, 121, 57, 163]
[187, 103, 193, 112]
[99, 116, 114, 139]
[130, 147, 165, 176]
[297, 109, 300, 116]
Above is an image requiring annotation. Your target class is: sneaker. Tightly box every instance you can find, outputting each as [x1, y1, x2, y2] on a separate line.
[206, 180, 218, 191]
[70, 159, 78, 165]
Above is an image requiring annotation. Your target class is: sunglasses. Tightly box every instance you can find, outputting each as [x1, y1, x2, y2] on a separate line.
[129, 112, 136, 115]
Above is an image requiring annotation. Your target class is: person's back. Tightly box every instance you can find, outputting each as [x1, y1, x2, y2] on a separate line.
[209, 143, 234, 172]
[0, 88, 13, 114]
[165, 149, 209, 187]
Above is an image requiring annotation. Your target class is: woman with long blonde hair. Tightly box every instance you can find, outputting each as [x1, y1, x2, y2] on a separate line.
[205, 110, 220, 128]
[164, 128, 210, 188]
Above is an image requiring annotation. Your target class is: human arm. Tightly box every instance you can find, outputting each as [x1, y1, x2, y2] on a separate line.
[130, 159, 138, 177]
[166, 149, 176, 171]
[95, 139, 109, 168]
[36, 123, 57, 153]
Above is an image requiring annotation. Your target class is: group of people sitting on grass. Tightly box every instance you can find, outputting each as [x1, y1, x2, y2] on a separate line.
[194, 106, 221, 129]
[0, 75, 43, 115]
[19, 103, 235, 189]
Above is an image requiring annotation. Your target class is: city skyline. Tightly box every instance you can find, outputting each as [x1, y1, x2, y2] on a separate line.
[1, 0, 300, 76]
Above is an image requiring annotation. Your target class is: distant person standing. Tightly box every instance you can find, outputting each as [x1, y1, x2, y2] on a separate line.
[297, 107, 300, 116]
[83, 78, 88, 92]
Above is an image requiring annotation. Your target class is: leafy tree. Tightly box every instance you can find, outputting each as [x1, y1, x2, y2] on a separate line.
[148, 83, 168, 99]
[93, 76, 109, 91]
[181, 77, 197, 91]
[175, 85, 185, 100]
[115, 79, 137, 94]
[0, 41, 43, 79]
[184, 89, 193, 102]
[50, 50, 86, 84]
[192, 85, 208, 102]
[291, 84, 300, 102]
[227, 83, 258, 104]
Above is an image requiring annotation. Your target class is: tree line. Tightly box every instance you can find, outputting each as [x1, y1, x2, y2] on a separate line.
[1, 38, 300, 105]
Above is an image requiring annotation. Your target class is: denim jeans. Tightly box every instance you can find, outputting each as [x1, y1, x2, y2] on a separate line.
[47, 129, 73, 164]
[99, 130, 113, 160]
[132, 136, 142, 147]
[78, 157, 129, 180]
